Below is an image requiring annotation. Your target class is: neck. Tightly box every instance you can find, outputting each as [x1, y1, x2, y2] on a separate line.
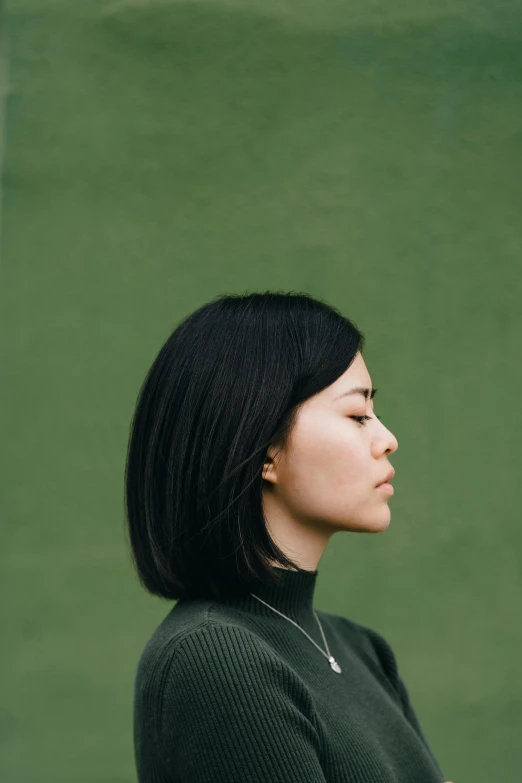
[219, 564, 319, 625]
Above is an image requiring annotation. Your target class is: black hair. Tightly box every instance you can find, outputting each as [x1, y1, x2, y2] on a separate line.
[124, 290, 365, 602]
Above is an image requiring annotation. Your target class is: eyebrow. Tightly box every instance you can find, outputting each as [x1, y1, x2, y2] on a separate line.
[333, 387, 378, 402]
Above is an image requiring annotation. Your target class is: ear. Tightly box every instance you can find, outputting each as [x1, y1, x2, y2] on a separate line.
[262, 446, 280, 485]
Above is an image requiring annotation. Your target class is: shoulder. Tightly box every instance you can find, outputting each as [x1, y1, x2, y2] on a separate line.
[135, 612, 329, 781]
[158, 607, 304, 683]
[136, 601, 309, 696]
[152, 610, 321, 752]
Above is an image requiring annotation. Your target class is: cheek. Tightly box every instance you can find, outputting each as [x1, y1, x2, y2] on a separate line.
[287, 422, 364, 487]
[281, 436, 370, 521]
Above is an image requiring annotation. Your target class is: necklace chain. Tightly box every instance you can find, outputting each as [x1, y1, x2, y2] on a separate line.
[249, 592, 342, 674]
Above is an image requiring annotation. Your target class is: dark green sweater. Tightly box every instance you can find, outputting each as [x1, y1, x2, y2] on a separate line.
[133, 566, 445, 782]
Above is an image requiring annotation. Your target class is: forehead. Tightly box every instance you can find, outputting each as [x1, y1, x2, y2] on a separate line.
[329, 353, 372, 397]
[308, 353, 374, 408]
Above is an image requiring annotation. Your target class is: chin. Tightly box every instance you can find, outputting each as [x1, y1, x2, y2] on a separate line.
[362, 509, 392, 533]
[370, 517, 391, 533]
[336, 513, 391, 534]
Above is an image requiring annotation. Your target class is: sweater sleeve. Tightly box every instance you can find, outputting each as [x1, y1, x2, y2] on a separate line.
[157, 622, 327, 783]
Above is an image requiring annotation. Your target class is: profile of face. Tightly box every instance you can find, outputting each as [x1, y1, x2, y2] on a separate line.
[262, 352, 399, 558]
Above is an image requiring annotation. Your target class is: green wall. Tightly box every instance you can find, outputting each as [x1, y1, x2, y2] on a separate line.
[2, 1, 521, 780]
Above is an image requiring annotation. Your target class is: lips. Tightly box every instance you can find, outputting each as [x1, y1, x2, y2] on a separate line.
[376, 467, 395, 487]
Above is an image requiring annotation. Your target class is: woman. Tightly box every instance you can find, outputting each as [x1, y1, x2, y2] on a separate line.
[125, 290, 451, 782]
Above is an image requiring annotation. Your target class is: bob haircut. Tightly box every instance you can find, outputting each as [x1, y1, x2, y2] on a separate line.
[124, 290, 365, 602]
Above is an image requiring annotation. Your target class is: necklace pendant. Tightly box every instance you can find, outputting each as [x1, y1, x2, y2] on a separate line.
[328, 656, 342, 674]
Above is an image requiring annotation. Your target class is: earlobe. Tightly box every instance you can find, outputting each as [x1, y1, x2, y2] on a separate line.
[263, 442, 284, 484]
[262, 457, 277, 484]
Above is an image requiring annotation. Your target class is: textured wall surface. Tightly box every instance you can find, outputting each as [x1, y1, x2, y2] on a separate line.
[2, 1, 521, 780]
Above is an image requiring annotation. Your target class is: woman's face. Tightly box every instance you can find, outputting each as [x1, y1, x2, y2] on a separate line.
[263, 352, 399, 538]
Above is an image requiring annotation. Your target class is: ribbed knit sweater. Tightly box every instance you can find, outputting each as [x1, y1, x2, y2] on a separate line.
[133, 566, 445, 782]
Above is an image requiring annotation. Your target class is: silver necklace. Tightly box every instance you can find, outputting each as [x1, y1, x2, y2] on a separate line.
[249, 592, 342, 674]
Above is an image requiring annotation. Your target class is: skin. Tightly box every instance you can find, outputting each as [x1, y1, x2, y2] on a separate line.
[261, 351, 398, 571]
[262, 352, 455, 783]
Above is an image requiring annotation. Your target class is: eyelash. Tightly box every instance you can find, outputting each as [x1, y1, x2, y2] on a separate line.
[351, 415, 382, 425]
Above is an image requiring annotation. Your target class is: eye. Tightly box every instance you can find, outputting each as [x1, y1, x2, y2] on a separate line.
[351, 415, 382, 426]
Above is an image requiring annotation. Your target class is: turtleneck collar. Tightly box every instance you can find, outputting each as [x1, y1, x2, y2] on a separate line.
[220, 565, 319, 623]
